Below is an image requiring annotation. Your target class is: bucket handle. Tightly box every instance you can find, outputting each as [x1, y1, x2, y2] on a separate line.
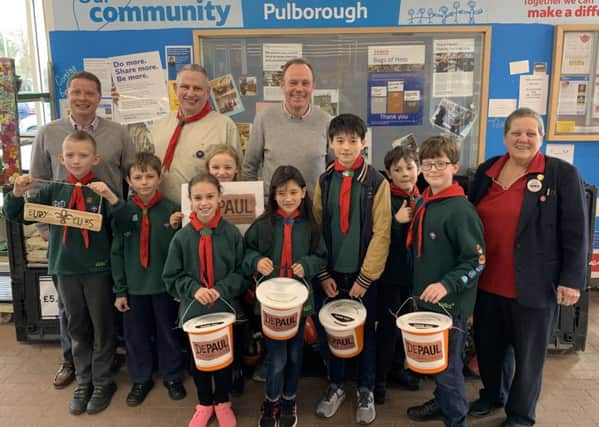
[322, 288, 364, 307]
[178, 295, 237, 329]
[254, 266, 312, 292]
[389, 296, 466, 334]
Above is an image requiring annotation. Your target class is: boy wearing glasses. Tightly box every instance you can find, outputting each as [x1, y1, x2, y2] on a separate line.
[405, 135, 485, 427]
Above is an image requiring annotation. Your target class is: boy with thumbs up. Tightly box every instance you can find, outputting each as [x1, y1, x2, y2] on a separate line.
[374, 145, 422, 404]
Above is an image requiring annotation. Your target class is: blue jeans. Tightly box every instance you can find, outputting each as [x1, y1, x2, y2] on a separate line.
[315, 272, 377, 391]
[433, 317, 468, 427]
[264, 316, 306, 401]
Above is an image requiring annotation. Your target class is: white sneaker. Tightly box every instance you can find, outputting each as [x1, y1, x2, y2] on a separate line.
[356, 387, 376, 425]
[315, 384, 345, 418]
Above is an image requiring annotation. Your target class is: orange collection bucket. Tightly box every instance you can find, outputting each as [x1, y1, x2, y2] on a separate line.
[318, 299, 367, 359]
[256, 277, 309, 341]
[183, 312, 236, 372]
[396, 311, 453, 374]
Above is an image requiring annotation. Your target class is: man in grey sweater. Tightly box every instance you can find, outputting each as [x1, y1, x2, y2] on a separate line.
[242, 58, 330, 197]
[29, 71, 135, 397]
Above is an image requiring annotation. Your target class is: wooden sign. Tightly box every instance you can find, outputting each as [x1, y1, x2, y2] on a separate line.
[23, 202, 103, 232]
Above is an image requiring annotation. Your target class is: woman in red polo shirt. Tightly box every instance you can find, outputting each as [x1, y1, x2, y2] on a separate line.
[467, 108, 588, 427]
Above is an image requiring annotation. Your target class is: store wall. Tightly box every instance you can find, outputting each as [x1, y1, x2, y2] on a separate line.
[45, 0, 599, 187]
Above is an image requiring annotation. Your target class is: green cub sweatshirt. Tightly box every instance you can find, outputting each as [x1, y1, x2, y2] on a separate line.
[4, 181, 124, 276]
[111, 197, 180, 296]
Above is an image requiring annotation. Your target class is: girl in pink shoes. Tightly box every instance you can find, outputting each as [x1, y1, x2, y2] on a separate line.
[163, 173, 246, 427]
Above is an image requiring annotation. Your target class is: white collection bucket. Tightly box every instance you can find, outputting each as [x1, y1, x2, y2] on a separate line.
[183, 312, 236, 372]
[396, 311, 453, 374]
[256, 277, 309, 340]
[318, 299, 367, 358]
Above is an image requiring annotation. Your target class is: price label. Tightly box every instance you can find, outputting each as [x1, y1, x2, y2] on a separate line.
[39, 275, 59, 318]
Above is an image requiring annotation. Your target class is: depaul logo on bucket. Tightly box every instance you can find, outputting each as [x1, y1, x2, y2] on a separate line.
[404, 337, 443, 363]
[263, 311, 298, 332]
[328, 332, 356, 350]
[192, 334, 231, 361]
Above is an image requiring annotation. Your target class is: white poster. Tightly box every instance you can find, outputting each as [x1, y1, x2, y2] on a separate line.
[262, 44, 302, 101]
[39, 275, 59, 319]
[593, 79, 599, 119]
[181, 181, 264, 235]
[312, 89, 339, 116]
[518, 74, 548, 115]
[432, 39, 475, 98]
[546, 144, 574, 165]
[488, 99, 517, 117]
[83, 58, 112, 97]
[557, 79, 589, 116]
[561, 32, 594, 75]
[111, 51, 169, 124]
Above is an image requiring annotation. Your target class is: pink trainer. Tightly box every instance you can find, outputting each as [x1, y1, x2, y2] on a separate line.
[214, 401, 237, 427]
[188, 404, 214, 427]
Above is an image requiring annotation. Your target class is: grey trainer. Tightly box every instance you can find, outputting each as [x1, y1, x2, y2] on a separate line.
[356, 387, 376, 425]
[316, 384, 346, 418]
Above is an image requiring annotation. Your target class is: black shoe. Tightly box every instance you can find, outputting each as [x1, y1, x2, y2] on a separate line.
[164, 379, 186, 400]
[374, 383, 386, 405]
[389, 368, 420, 391]
[279, 398, 297, 427]
[407, 399, 443, 422]
[258, 398, 279, 427]
[86, 382, 117, 414]
[69, 383, 93, 415]
[126, 380, 154, 407]
[231, 368, 245, 396]
[469, 397, 503, 417]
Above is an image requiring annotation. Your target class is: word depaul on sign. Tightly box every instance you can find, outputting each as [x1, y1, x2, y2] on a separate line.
[23, 202, 102, 232]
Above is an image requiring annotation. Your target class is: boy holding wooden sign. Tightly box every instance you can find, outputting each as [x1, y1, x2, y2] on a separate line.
[4, 130, 124, 416]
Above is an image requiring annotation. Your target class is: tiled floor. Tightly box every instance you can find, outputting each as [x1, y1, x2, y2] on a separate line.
[0, 292, 598, 427]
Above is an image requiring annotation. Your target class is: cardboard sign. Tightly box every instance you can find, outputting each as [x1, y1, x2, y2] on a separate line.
[23, 202, 102, 232]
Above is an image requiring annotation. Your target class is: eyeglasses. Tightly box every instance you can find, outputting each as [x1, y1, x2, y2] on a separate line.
[420, 161, 455, 171]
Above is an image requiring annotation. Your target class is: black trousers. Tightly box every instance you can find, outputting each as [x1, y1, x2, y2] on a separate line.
[375, 282, 412, 384]
[474, 290, 557, 426]
[123, 293, 184, 383]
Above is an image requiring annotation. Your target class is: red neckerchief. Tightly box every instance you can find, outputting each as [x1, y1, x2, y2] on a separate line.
[277, 208, 300, 278]
[189, 209, 222, 289]
[63, 171, 95, 248]
[406, 183, 465, 257]
[132, 192, 163, 269]
[390, 183, 420, 208]
[162, 103, 213, 171]
[333, 156, 364, 235]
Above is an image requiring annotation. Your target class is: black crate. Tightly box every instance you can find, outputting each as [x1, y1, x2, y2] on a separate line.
[548, 184, 597, 352]
[15, 268, 60, 342]
[4, 210, 59, 342]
